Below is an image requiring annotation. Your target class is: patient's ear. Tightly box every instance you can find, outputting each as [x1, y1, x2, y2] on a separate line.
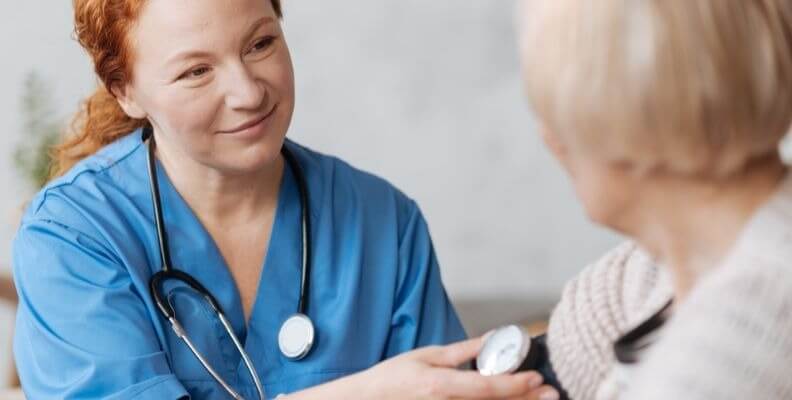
[540, 128, 568, 162]
[111, 83, 147, 119]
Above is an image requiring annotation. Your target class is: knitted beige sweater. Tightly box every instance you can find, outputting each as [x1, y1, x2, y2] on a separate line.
[548, 175, 792, 399]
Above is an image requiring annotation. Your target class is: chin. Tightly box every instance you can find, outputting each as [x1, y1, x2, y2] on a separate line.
[214, 137, 285, 174]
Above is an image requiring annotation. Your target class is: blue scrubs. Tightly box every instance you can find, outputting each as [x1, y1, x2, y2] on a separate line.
[12, 129, 466, 399]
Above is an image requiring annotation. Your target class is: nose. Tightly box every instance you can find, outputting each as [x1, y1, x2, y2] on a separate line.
[223, 63, 268, 111]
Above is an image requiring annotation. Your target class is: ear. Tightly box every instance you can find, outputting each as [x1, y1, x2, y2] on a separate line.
[539, 127, 568, 161]
[110, 83, 147, 119]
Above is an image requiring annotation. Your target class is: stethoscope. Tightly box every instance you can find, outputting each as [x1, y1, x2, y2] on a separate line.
[143, 126, 316, 400]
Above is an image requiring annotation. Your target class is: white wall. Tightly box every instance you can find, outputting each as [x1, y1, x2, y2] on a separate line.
[0, 1, 621, 301]
[7, 0, 792, 387]
[2, 2, 625, 380]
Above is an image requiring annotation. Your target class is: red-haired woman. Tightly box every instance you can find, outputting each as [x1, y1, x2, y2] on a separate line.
[11, 0, 555, 399]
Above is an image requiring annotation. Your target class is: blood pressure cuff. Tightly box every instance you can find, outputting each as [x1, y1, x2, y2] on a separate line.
[532, 334, 570, 400]
[468, 334, 569, 400]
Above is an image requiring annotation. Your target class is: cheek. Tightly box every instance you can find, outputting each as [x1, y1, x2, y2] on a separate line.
[265, 46, 296, 110]
[256, 48, 296, 137]
[147, 87, 222, 148]
[163, 90, 219, 129]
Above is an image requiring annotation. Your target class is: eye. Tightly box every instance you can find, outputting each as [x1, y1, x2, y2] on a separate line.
[178, 66, 211, 81]
[248, 36, 277, 54]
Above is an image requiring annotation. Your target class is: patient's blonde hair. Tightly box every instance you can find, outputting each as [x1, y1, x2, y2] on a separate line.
[520, 0, 792, 176]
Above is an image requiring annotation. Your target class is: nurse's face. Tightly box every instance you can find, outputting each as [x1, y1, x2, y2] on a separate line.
[116, 0, 295, 173]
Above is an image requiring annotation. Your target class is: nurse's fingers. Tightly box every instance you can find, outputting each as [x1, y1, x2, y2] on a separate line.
[437, 370, 545, 399]
[502, 385, 560, 400]
[413, 337, 484, 367]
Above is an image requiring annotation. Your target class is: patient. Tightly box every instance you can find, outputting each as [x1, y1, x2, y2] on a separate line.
[518, 0, 792, 399]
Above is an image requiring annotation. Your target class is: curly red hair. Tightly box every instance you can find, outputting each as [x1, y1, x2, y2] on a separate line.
[51, 0, 283, 178]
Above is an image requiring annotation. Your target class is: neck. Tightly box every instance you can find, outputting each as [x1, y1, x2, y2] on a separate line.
[152, 137, 284, 228]
[623, 156, 787, 299]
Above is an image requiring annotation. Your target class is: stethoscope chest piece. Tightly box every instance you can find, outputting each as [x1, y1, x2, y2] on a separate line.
[278, 313, 315, 360]
[144, 128, 316, 399]
[477, 325, 538, 376]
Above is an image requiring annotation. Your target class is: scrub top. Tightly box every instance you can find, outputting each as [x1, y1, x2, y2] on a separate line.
[12, 128, 466, 399]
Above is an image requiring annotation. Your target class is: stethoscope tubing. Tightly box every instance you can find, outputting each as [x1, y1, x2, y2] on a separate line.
[143, 126, 314, 399]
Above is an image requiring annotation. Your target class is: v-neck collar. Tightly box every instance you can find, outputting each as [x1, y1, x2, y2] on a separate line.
[152, 149, 303, 353]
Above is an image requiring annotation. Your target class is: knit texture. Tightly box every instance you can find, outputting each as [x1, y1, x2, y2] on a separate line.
[624, 175, 792, 400]
[547, 242, 673, 400]
[548, 174, 792, 399]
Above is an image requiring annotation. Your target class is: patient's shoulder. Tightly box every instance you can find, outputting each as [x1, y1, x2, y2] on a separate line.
[546, 242, 672, 400]
[559, 242, 672, 326]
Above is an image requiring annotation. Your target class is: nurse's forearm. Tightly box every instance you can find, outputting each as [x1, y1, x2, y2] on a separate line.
[277, 338, 554, 400]
[278, 370, 374, 399]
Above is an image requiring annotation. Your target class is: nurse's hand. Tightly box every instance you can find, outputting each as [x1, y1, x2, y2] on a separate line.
[359, 336, 559, 400]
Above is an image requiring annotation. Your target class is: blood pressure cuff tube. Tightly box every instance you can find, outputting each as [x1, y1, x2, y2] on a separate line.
[532, 334, 570, 400]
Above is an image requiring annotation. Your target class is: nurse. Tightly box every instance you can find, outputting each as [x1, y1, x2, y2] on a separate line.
[12, 0, 551, 399]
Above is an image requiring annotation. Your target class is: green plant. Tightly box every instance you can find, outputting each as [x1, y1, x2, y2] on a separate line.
[13, 72, 62, 189]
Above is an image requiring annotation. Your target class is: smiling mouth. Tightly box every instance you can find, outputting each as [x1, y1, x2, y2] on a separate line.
[219, 104, 278, 134]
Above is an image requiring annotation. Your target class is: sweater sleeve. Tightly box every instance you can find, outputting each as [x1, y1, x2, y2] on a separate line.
[546, 242, 673, 400]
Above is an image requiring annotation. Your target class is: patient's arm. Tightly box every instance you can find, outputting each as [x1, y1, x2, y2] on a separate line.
[545, 242, 672, 400]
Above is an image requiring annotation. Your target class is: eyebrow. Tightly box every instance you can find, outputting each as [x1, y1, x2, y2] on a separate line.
[165, 16, 276, 65]
[241, 16, 276, 45]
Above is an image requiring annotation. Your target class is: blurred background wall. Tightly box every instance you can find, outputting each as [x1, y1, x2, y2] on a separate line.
[0, 0, 630, 386]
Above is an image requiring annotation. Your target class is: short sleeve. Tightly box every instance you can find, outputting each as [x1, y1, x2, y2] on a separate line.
[12, 218, 189, 399]
[383, 202, 467, 357]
